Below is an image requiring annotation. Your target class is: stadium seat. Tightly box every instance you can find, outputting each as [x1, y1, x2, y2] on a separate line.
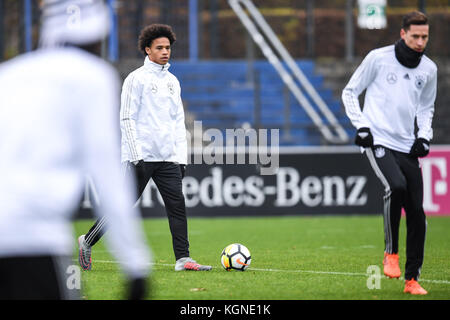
[171, 60, 352, 146]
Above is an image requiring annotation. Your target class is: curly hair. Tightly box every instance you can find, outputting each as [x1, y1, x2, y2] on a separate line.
[138, 24, 177, 56]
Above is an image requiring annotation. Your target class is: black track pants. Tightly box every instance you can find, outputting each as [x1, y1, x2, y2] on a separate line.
[0, 255, 79, 300]
[85, 161, 189, 261]
[365, 146, 427, 280]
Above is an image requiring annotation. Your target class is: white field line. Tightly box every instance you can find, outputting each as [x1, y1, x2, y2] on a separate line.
[83, 259, 450, 285]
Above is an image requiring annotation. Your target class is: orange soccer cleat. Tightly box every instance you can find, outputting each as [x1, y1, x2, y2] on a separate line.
[383, 252, 401, 278]
[404, 279, 428, 295]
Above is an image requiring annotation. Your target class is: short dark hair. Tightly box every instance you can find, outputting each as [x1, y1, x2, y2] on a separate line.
[138, 24, 176, 56]
[402, 11, 428, 30]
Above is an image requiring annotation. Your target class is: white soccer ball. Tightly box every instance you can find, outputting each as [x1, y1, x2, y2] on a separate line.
[220, 243, 251, 271]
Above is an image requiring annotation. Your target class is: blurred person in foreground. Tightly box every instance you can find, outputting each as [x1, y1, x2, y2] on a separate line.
[78, 24, 212, 272]
[342, 11, 437, 295]
[0, 0, 151, 299]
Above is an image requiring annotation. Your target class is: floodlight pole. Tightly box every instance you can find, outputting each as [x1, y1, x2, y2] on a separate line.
[345, 0, 355, 62]
[0, 0, 3, 60]
[189, 0, 199, 62]
[108, 0, 119, 62]
[306, 0, 314, 58]
[418, 0, 426, 13]
[23, 0, 32, 52]
[210, 0, 219, 59]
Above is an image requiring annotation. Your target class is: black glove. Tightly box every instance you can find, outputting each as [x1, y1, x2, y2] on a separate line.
[127, 277, 147, 300]
[409, 138, 430, 158]
[355, 127, 374, 148]
[180, 164, 186, 179]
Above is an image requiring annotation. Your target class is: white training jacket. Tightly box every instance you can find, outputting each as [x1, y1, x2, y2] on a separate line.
[120, 57, 188, 165]
[342, 45, 437, 153]
[0, 47, 150, 279]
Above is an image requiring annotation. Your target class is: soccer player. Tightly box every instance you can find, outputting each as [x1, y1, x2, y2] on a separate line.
[0, 0, 151, 299]
[78, 24, 212, 272]
[342, 11, 437, 295]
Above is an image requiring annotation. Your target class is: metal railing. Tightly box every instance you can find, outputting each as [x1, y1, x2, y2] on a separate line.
[228, 0, 349, 144]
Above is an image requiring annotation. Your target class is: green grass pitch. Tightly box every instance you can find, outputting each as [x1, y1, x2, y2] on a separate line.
[73, 215, 450, 300]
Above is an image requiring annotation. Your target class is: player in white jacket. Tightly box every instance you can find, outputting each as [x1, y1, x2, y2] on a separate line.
[78, 24, 211, 272]
[342, 11, 437, 295]
[0, 0, 151, 299]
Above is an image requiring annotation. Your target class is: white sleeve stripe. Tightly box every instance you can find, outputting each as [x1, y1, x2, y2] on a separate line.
[346, 66, 364, 120]
[343, 88, 364, 126]
[343, 89, 358, 120]
[122, 74, 139, 160]
[122, 78, 135, 159]
[342, 53, 375, 128]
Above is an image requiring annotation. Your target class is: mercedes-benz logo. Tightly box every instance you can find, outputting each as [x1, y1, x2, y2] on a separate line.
[386, 73, 397, 84]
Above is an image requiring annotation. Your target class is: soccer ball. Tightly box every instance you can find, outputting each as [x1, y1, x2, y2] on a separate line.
[220, 243, 251, 271]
